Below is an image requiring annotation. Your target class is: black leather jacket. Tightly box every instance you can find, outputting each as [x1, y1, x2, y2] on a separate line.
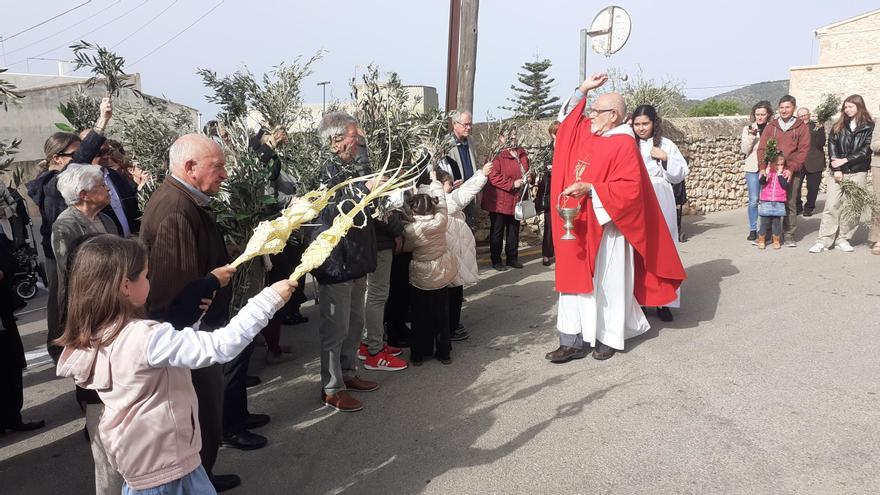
[308, 160, 377, 284]
[829, 121, 875, 174]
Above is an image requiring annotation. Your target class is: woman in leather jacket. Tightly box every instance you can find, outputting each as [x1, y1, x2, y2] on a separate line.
[809, 94, 875, 253]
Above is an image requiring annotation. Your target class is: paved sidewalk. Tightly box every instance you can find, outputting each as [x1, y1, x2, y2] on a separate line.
[2, 201, 880, 494]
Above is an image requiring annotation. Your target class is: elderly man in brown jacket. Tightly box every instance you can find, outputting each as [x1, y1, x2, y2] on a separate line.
[870, 130, 880, 255]
[139, 133, 242, 492]
[757, 95, 811, 247]
[796, 107, 827, 217]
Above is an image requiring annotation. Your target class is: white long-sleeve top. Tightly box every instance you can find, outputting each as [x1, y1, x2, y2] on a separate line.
[638, 137, 688, 185]
[146, 287, 284, 368]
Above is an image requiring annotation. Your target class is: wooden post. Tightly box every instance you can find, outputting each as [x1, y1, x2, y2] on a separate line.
[457, 0, 478, 114]
[445, 0, 461, 117]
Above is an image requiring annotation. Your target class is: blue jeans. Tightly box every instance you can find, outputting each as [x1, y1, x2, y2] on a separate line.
[121, 465, 216, 495]
[745, 172, 760, 231]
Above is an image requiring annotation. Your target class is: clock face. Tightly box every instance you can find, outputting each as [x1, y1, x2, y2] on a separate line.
[590, 6, 632, 56]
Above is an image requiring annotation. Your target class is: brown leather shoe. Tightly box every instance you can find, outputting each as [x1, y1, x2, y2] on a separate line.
[756, 234, 766, 250]
[771, 235, 781, 250]
[344, 376, 379, 392]
[592, 343, 616, 360]
[546, 345, 587, 363]
[322, 391, 363, 412]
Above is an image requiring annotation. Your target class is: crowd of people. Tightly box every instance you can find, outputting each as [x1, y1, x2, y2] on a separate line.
[741, 94, 879, 253]
[0, 72, 877, 495]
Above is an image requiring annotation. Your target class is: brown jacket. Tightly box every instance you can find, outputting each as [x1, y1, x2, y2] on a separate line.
[140, 177, 231, 327]
[757, 117, 811, 173]
[804, 122, 827, 174]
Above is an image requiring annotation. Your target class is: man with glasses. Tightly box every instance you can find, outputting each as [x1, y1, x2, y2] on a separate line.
[440, 110, 480, 228]
[88, 136, 141, 236]
[547, 74, 686, 363]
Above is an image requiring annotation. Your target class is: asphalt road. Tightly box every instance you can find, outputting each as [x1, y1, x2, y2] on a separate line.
[2, 200, 880, 495]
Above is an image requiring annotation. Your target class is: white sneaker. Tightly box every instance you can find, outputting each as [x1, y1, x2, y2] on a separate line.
[808, 242, 827, 253]
[834, 241, 854, 252]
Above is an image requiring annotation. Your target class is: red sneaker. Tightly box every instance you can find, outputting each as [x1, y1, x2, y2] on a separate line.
[363, 350, 408, 371]
[358, 343, 402, 360]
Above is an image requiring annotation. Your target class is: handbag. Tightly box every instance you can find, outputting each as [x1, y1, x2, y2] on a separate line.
[513, 153, 537, 221]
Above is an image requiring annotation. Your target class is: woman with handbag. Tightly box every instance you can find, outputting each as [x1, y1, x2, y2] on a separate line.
[481, 131, 532, 271]
[631, 105, 689, 322]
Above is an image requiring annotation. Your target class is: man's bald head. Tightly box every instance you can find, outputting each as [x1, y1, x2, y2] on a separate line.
[169, 133, 227, 195]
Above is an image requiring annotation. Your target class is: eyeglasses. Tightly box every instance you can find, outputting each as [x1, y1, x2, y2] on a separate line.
[455, 122, 473, 127]
[56, 151, 76, 158]
[588, 108, 616, 117]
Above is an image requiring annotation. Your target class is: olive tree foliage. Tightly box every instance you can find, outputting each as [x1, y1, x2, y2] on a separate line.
[596, 67, 687, 117]
[351, 65, 448, 174]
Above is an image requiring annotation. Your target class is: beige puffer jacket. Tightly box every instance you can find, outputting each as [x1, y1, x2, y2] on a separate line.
[404, 181, 458, 290]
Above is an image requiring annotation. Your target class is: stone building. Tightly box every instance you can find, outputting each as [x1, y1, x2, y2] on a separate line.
[0, 72, 199, 164]
[789, 8, 880, 113]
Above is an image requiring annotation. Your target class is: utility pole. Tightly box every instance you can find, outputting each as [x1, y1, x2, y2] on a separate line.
[457, 0, 478, 114]
[445, 0, 461, 116]
[317, 81, 330, 114]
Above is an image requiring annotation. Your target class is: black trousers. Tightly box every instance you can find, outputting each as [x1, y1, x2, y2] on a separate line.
[222, 341, 255, 435]
[384, 252, 412, 344]
[489, 212, 520, 265]
[410, 285, 450, 361]
[448, 285, 463, 332]
[801, 170, 823, 212]
[192, 363, 224, 475]
[542, 209, 554, 258]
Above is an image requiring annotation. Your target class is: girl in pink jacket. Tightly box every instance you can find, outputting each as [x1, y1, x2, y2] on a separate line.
[55, 235, 294, 494]
[757, 154, 791, 250]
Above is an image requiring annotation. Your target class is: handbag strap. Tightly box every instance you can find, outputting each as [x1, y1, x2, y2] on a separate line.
[512, 150, 531, 201]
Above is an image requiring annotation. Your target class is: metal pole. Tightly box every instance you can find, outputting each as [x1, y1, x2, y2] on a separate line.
[579, 28, 588, 84]
[317, 81, 330, 115]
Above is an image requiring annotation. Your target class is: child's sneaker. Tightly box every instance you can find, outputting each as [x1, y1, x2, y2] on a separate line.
[363, 350, 408, 371]
[358, 343, 402, 360]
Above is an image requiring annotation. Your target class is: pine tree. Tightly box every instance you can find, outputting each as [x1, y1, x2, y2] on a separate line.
[503, 58, 560, 119]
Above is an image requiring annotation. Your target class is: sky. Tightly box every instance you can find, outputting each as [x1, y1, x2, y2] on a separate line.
[2, 0, 878, 122]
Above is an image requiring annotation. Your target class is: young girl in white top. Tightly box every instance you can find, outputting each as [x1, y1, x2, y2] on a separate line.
[56, 234, 294, 494]
[434, 162, 491, 341]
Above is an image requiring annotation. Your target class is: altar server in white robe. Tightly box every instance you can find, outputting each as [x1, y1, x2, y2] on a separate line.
[631, 104, 688, 322]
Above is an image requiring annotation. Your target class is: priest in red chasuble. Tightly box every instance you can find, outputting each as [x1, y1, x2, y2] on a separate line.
[546, 74, 686, 363]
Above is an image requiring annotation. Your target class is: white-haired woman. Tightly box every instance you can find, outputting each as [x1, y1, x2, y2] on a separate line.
[51, 163, 123, 495]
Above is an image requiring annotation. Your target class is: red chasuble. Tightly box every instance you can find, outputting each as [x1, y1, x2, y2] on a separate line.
[550, 97, 686, 306]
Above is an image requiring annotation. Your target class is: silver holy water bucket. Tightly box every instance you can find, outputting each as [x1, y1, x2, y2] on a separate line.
[556, 193, 581, 240]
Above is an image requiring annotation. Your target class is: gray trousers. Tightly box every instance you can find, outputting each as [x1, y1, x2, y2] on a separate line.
[559, 332, 584, 348]
[363, 250, 393, 355]
[45, 259, 62, 362]
[85, 404, 124, 495]
[782, 172, 803, 239]
[319, 277, 366, 395]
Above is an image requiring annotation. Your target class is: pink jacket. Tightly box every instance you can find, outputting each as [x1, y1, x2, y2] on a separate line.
[759, 170, 789, 203]
[57, 288, 283, 490]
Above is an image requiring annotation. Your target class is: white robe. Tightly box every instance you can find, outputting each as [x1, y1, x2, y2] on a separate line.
[638, 137, 688, 308]
[556, 124, 650, 350]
